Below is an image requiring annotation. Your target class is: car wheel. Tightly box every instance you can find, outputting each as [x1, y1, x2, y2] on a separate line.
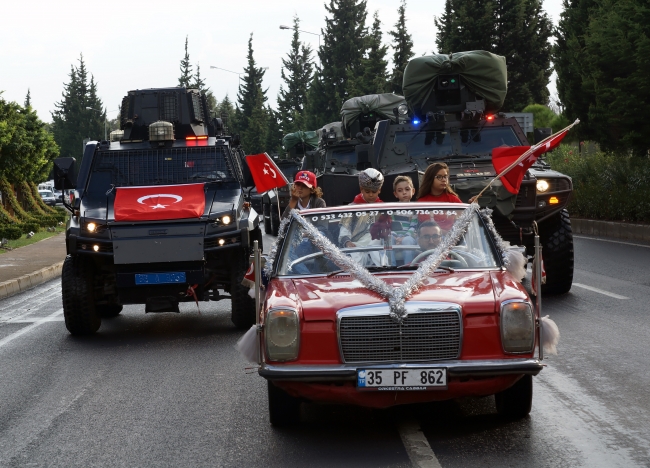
[495, 374, 533, 419]
[230, 248, 256, 329]
[62, 255, 101, 335]
[97, 304, 123, 318]
[539, 209, 574, 295]
[268, 381, 301, 426]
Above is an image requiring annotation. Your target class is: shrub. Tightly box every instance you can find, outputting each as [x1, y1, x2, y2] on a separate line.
[0, 224, 23, 241]
[21, 221, 41, 234]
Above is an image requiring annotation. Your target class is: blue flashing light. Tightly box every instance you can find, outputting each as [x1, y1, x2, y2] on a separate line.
[412, 119, 420, 125]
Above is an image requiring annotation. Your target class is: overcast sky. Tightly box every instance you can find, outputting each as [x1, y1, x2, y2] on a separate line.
[1, 0, 565, 123]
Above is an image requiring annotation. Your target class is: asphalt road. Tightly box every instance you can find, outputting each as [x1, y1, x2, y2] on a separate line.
[1, 233, 649, 467]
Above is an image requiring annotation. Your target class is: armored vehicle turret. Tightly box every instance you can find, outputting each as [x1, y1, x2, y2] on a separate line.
[53, 87, 262, 334]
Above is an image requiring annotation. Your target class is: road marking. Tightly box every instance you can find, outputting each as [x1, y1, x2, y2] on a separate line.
[397, 419, 442, 468]
[573, 283, 628, 300]
[574, 235, 650, 249]
[0, 308, 63, 348]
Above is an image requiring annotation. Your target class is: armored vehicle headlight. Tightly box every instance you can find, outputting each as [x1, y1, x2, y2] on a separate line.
[398, 104, 409, 115]
[86, 222, 97, 232]
[500, 301, 535, 353]
[266, 309, 300, 361]
[221, 215, 231, 225]
[536, 180, 550, 193]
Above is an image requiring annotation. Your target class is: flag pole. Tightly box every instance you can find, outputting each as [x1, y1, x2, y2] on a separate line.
[275, 188, 281, 223]
[473, 119, 580, 202]
[253, 239, 262, 364]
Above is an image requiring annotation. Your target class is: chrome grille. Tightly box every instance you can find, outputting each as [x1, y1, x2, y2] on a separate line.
[339, 309, 461, 363]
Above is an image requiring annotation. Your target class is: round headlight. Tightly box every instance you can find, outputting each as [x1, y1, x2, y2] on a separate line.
[221, 215, 231, 225]
[536, 180, 550, 192]
[86, 222, 97, 232]
[397, 104, 409, 115]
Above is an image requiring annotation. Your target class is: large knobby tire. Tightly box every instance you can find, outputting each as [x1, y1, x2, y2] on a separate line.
[268, 381, 301, 427]
[495, 375, 533, 419]
[263, 203, 272, 235]
[230, 247, 256, 329]
[61, 255, 101, 335]
[97, 304, 123, 318]
[540, 209, 574, 295]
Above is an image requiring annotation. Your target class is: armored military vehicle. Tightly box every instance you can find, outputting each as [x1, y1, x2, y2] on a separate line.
[53, 87, 262, 335]
[310, 52, 574, 294]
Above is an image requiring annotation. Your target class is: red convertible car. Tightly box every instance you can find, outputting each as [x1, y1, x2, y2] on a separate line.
[258, 203, 543, 426]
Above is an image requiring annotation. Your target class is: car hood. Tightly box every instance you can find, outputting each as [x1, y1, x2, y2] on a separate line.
[284, 271, 502, 321]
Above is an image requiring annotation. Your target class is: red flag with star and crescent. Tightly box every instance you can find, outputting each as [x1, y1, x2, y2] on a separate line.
[114, 183, 206, 221]
[245, 153, 289, 194]
[492, 128, 571, 194]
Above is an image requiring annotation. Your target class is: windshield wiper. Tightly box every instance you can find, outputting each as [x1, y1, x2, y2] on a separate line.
[396, 264, 455, 273]
[326, 265, 396, 277]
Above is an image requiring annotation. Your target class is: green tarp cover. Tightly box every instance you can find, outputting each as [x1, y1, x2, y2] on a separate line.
[282, 131, 319, 151]
[340, 93, 406, 130]
[402, 51, 507, 112]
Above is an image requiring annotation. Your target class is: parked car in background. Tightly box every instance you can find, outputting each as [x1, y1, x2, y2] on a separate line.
[38, 190, 57, 206]
[53, 189, 63, 203]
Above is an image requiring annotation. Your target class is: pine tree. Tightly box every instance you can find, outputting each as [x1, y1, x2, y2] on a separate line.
[218, 94, 236, 134]
[388, 0, 414, 95]
[178, 36, 193, 88]
[242, 86, 268, 154]
[308, 0, 369, 127]
[24, 89, 31, 108]
[51, 54, 105, 159]
[277, 16, 314, 135]
[434, 0, 494, 54]
[191, 63, 205, 90]
[265, 106, 284, 155]
[236, 34, 267, 138]
[346, 11, 389, 97]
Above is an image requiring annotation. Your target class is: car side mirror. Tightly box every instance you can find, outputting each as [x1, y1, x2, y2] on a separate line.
[53, 157, 77, 190]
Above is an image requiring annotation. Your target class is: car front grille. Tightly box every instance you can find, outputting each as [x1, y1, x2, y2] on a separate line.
[338, 307, 462, 363]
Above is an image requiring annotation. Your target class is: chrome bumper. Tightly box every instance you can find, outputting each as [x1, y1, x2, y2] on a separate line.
[259, 358, 544, 382]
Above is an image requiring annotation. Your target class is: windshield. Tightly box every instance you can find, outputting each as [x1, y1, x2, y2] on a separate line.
[329, 147, 357, 166]
[459, 127, 521, 154]
[39, 191, 53, 197]
[277, 204, 499, 276]
[394, 131, 452, 159]
[88, 147, 234, 194]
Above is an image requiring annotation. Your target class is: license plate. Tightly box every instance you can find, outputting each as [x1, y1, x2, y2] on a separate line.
[135, 272, 186, 285]
[357, 368, 447, 391]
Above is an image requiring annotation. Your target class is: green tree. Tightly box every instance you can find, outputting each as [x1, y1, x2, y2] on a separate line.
[236, 34, 267, 138]
[178, 36, 193, 88]
[24, 89, 31, 108]
[308, 0, 369, 126]
[217, 94, 236, 134]
[346, 11, 389, 97]
[277, 16, 314, 135]
[389, 1, 414, 94]
[435, 0, 553, 112]
[51, 54, 105, 159]
[242, 86, 268, 154]
[265, 106, 284, 155]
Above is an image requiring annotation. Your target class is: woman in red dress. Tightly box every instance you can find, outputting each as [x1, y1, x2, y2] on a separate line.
[417, 163, 462, 231]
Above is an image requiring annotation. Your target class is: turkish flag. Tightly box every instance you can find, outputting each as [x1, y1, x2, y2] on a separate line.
[492, 129, 570, 194]
[114, 183, 206, 221]
[245, 153, 289, 193]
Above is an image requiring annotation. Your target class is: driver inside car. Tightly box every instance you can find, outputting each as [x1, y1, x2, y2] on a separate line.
[417, 221, 442, 251]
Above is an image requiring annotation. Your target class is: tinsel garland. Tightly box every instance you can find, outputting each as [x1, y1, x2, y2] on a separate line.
[478, 207, 528, 281]
[263, 215, 292, 278]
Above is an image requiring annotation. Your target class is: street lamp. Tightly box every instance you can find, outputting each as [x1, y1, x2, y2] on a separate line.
[86, 107, 118, 141]
[279, 24, 321, 48]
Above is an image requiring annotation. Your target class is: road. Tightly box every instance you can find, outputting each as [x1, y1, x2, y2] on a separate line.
[1, 233, 649, 467]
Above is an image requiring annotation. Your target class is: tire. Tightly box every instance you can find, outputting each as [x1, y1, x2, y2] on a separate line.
[539, 209, 574, 295]
[263, 203, 272, 234]
[270, 209, 280, 237]
[495, 375, 533, 419]
[61, 255, 101, 335]
[97, 304, 123, 318]
[268, 381, 301, 426]
[230, 248, 256, 329]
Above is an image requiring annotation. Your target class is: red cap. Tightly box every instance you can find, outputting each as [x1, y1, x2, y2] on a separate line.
[294, 171, 317, 189]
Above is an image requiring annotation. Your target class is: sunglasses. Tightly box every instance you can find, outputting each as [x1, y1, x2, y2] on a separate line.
[419, 234, 441, 241]
[435, 175, 449, 181]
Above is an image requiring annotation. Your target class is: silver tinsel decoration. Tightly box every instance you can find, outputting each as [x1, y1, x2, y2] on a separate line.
[478, 207, 527, 281]
[263, 215, 292, 278]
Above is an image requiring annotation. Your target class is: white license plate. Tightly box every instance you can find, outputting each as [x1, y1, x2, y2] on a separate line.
[357, 368, 447, 391]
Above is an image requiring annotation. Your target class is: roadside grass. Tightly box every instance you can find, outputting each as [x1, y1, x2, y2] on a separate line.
[1, 226, 66, 254]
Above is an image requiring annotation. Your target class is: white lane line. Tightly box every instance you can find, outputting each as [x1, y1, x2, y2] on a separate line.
[8, 317, 65, 323]
[574, 235, 650, 249]
[397, 419, 442, 468]
[573, 283, 629, 300]
[0, 308, 63, 348]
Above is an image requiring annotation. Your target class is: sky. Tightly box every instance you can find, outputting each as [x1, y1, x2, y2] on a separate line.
[0, 0, 565, 123]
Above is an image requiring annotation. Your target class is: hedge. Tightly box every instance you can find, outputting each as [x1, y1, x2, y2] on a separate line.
[0, 224, 23, 241]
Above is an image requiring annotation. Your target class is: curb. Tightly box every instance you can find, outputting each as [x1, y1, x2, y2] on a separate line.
[0, 261, 64, 300]
[571, 218, 650, 243]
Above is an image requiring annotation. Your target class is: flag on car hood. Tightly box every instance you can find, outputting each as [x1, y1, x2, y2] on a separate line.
[245, 153, 289, 194]
[114, 183, 206, 221]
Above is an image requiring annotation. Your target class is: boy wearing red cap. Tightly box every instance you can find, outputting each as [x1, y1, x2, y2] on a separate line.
[282, 171, 326, 218]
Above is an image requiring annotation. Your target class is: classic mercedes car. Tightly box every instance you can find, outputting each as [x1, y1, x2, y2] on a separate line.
[258, 202, 543, 426]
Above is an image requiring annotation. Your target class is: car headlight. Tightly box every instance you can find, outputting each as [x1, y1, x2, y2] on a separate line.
[266, 308, 300, 361]
[500, 300, 534, 353]
[221, 215, 231, 225]
[536, 179, 550, 193]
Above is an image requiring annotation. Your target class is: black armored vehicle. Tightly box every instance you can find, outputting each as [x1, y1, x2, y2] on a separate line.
[309, 51, 575, 294]
[53, 87, 262, 334]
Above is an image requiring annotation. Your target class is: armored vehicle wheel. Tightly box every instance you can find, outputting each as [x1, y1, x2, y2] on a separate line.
[270, 210, 280, 237]
[540, 209, 574, 295]
[263, 202, 272, 234]
[230, 248, 256, 329]
[495, 375, 533, 419]
[268, 381, 301, 426]
[61, 255, 101, 335]
[97, 304, 123, 318]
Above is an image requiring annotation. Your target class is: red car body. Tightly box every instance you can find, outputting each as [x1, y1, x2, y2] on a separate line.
[258, 203, 542, 410]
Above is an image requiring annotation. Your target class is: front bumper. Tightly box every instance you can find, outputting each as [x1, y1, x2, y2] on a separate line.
[260, 358, 543, 382]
